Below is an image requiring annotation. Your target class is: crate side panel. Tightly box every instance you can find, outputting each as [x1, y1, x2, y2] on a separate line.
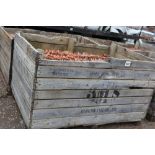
[11, 34, 38, 127]
[0, 27, 12, 83]
[31, 112, 145, 128]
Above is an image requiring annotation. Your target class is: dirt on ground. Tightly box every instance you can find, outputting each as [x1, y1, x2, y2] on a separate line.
[0, 71, 25, 129]
[1, 70, 155, 129]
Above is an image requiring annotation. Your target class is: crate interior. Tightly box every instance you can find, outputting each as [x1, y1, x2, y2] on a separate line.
[5, 28, 155, 61]
[110, 42, 155, 62]
[19, 32, 155, 64]
[122, 42, 155, 60]
[21, 33, 111, 58]
[4, 28, 111, 55]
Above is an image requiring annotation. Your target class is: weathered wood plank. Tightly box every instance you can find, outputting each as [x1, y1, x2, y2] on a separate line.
[13, 55, 34, 88]
[37, 65, 155, 80]
[109, 42, 117, 57]
[4, 28, 42, 34]
[140, 40, 155, 52]
[0, 27, 13, 83]
[36, 78, 155, 90]
[0, 27, 12, 47]
[74, 45, 109, 55]
[22, 33, 69, 45]
[12, 63, 33, 93]
[75, 43, 109, 50]
[31, 112, 145, 128]
[136, 51, 150, 57]
[30, 41, 67, 51]
[14, 42, 36, 74]
[149, 52, 155, 59]
[110, 58, 155, 69]
[13, 44, 35, 88]
[34, 96, 151, 109]
[0, 40, 11, 61]
[0, 50, 10, 82]
[11, 81, 31, 127]
[12, 67, 33, 108]
[14, 33, 40, 62]
[39, 57, 155, 69]
[39, 59, 112, 68]
[0, 43, 11, 67]
[12, 79, 31, 110]
[116, 46, 154, 61]
[35, 89, 153, 99]
[67, 38, 75, 52]
[32, 103, 149, 119]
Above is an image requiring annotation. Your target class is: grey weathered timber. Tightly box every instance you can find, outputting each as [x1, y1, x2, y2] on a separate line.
[31, 112, 145, 128]
[116, 45, 154, 61]
[0, 27, 13, 83]
[35, 89, 153, 100]
[12, 84, 30, 127]
[36, 78, 155, 90]
[37, 65, 155, 80]
[12, 67, 33, 109]
[111, 42, 155, 123]
[11, 33, 40, 128]
[14, 34, 40, 62]
[32, 103, 149, 119]
[0, 27, 48, 84]
[39, 59, 112, 68]
[134, 41, 155, 121]
[39, 57, 155, 70]
[34, 96, 152, 109]
[11, 32, 155, 128]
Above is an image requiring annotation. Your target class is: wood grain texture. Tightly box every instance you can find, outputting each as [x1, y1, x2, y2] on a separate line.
[0, 27, 13, 83]
[109, 42, 117, 57]
[31, 112, 145, 128]
[0, 27, 12, 46]
[11, 79, 31, 127]
[116, 45, 154, 61]
[12, 32, 155, 128]
[39, 57, 155, 70]
[12, 67, 33, 108]
[14, 33, 40, 62]
[74, 44, 109, 55]
[36, 78, 155, 90]
[14, 42, 35, 88]
[0, 50, 10, 82]
[35, 89, 153, 99]
[22, 33, 69, 45]
[11, 32, 38, 128]
[37, 65, 155, 80]
[34, 96, 152, 109]
[32, 103, 149, 120]
[110, 58, 155, 69]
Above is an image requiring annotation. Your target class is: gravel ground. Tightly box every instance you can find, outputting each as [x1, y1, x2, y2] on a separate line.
[0, 70, 155, 129]
[0, 71, 25, 129]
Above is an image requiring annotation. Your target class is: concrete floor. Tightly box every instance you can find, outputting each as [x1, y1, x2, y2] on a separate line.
[0, 70, 155, 129]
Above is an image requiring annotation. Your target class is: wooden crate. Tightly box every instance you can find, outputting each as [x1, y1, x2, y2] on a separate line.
[0, 27, 110, 85]
[0, 27, 45, 84]
[112, 41, 155, 121]
[133, 40, 155, 120]
[11, 33, 155, 128]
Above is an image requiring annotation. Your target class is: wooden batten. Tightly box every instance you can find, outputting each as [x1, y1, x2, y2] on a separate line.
[0, 27, 13, 84]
